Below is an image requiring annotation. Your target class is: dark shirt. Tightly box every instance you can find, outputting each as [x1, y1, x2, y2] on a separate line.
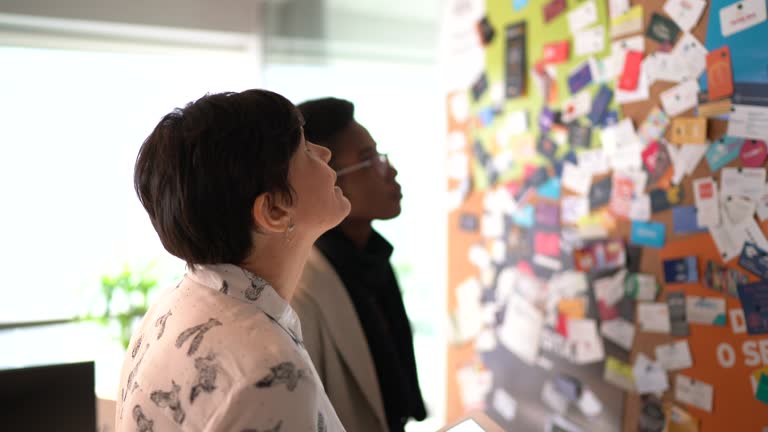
[315, 227, 427, 432]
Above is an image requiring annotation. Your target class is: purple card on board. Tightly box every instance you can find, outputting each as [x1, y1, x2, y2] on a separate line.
[588, 85, 613, 125]
[568, 63, 593, 94]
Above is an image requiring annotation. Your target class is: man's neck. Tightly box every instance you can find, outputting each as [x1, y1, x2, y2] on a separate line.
[339, 218, 374, 250]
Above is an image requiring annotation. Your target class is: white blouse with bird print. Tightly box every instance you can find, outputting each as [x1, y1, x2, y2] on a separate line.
[115, 264, 346, 432]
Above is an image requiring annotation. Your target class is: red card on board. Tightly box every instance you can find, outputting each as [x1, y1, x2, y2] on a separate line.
[543, 0, 567, 23]
[618, 51, 642, 91]
[542, 40, 569, 64]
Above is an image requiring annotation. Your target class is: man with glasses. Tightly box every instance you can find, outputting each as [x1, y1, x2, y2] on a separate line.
[291, 97, 426, 432]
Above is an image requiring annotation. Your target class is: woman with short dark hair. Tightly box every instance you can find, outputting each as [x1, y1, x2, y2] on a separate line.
[116, 89, 350, 431]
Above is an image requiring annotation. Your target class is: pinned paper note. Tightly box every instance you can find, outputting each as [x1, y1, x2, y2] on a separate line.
[605, 356, 635, 391]
[723, 196, 756, 224]
[492, 388, 517, 421]
[567, 319, 605, 364]
[561, 162, 592, 195]
[673, 32, 707, 81]
[499, 294, 544, 364]
[686, 296, 726, 326]
[661, 80, 699, 116]
[609, 0, 630, 19]
[722, 167, 766, 201]
[638, 303, 671, 333]
[719, 0, 767, 37]
[574, 26, 606, 57]
[675, 374, 713, 412]
[633, 353, 670, 394]
[646, 52, 687, 84]
[454, 277, 485, 341]
[601, 318, 635, 351]
[728, 105, 768, 141]
[625, 273, 658, 301]
[692, 177, 720, 227]
[655, 340, 693, 371]
[457, 363, 493, 410]
[664, 0, 706, 32]
[594, 270, 627, 307]
[568, 0, 598, 33]
[562, 91, 592, 123]
[611, 5, 643, 38]
[562, 196, 589, 224]
[577, 388, 603, 417]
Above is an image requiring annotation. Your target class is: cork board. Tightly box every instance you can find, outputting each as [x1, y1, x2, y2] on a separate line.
[445, 0, 768, 431]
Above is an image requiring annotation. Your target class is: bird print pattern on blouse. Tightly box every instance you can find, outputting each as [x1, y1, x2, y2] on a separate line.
[131, 334, 143, 359]
[254, 361, 307, 392]
[133, 405, 154, 432]
[155, 310, 172, 340]
[115, 264, 346, 431]
[150, 380, 186, 424]
[244, 274, 269, 301]
[241, 421, 283, 432]
[175, 318, 222, 356]
[318, 412, 326, 432]
[190, 352, 220, 403]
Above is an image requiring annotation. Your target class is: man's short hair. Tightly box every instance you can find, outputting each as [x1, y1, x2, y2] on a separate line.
[297, 97, 355, 159]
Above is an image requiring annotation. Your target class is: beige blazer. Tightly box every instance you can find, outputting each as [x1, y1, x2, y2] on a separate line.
[292, 247, 389, 432]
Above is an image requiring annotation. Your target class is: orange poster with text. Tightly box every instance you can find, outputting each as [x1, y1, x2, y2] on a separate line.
[660, 233, 768, 431]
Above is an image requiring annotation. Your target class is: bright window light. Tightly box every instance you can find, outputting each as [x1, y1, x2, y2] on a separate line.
[0, 46, 260, 324]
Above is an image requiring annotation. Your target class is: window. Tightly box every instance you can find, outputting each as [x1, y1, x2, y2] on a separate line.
[0, 43, 260, 396]
[0, 46, 259, 322]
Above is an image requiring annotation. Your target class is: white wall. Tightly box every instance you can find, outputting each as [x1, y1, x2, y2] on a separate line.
[263, 0, 441, 64]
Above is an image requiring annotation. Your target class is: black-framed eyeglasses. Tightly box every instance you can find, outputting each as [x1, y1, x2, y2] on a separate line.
[335, 153, 390, 177]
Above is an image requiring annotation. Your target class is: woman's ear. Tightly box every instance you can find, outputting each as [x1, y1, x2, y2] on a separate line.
[251, 192, 292, 234]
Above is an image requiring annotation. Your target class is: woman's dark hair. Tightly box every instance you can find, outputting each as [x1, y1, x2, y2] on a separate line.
[134, 89, 303, 267]
[297, 97, 355, 158]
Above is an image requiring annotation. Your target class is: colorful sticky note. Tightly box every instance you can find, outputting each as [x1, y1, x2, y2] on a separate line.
[631, 220, 666, 248]
[513, 0, 530, 11]
[757, 374, 768, 404]
[738, 280, 768, 334]
[706, 137, 743, 171]
[672, 206, 707, 234]
[537, 177, 561, 200]
[513, 205, 535, 227]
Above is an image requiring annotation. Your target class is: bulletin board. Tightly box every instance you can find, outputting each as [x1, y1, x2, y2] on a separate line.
[445, 1, 768, 431]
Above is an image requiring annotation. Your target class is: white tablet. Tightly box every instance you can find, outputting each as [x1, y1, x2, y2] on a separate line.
[437, 410, 506, 432]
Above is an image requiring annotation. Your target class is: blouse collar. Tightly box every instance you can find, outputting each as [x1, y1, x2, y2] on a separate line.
[186, 263, 303, 345]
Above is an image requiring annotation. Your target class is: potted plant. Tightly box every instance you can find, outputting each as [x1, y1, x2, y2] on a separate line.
[83, 264, 159, 349]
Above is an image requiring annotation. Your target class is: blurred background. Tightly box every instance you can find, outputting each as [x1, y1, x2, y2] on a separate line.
[0, 1, 447, 430]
